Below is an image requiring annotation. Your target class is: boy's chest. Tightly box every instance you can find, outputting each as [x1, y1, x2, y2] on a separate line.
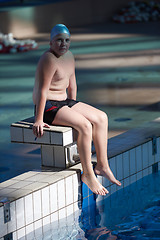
[53, 61, 73, 82]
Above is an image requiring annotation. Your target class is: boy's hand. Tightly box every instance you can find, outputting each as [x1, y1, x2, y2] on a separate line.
[33, 120, 50, 138]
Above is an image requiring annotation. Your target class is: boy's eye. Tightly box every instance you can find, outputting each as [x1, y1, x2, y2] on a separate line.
[56, 38, 70, 43]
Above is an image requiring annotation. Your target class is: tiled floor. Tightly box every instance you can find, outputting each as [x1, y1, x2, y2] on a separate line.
[0, 21, 160, 182]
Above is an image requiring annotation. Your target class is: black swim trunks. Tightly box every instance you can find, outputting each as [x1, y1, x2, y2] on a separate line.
[35, 98, 79, 125]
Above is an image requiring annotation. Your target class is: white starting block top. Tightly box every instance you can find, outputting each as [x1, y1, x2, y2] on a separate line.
[10, 117, 76, 147]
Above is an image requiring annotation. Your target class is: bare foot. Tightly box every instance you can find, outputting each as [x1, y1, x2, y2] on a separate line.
[94, 165, 121, 186]
[81, 172, 109, 195]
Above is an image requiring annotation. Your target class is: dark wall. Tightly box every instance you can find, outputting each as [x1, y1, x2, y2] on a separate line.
[0, 0, 160, 37]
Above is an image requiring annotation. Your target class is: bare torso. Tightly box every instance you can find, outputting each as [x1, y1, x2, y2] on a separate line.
[33, 49, 75, 104]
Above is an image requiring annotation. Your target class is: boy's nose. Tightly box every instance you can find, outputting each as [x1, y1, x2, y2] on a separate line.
[62, 39, 67, 45]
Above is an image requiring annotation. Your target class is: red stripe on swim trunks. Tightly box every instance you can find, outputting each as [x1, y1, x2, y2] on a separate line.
[45, 106, 58, 112]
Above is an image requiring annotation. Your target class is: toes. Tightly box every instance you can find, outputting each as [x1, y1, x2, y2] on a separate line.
[104, 188, 109, 194]
[100, 189, 105, 195]
[116, 180, 121, 186]
[98, 187, 108, 196]
[102, 187, 109, 194]
[99, 190, 105, 196]
[102, 189, 107, 195]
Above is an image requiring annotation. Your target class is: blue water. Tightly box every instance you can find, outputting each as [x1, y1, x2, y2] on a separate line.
[26, 171, 160, 240]
[78, 171, 160, 240]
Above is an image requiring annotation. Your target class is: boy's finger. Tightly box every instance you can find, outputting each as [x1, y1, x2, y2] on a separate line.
[40, 126, 43, 136]
[36, 126, 40, 137]
[44, 123, 50, 128]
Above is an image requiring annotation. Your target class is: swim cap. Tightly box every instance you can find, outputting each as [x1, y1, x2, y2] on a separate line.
[50, 24, 70, 40]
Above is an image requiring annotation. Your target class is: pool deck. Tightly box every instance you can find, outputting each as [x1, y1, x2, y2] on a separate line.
[0, 21, 160, 183]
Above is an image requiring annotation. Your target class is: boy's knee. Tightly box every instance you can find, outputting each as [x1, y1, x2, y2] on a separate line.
[95, 111, 108, 126]
[100, 112, 108, 124]
[80, 119, 92, 135]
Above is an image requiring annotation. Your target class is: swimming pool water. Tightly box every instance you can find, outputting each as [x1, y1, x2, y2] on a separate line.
[26, 171, 160, 240]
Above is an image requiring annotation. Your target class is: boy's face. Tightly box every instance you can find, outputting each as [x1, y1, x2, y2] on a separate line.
[50, 33, 70, 57]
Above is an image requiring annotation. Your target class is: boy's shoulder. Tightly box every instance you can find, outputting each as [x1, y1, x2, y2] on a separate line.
[39, 50, 57, 64]
[67, 50, 74, 58]
[66, 50, 75, 63]
[43, 50, 55, 59]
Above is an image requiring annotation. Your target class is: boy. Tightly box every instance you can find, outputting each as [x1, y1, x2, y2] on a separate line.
[33, 24, 121, 195]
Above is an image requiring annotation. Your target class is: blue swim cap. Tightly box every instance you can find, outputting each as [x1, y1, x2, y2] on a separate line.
[50, 24, 70, 40]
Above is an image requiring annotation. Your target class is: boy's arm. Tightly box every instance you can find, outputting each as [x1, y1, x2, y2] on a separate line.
[33, 54, 56, 137]
[68, 56, 77, 100]
[68, 72, 77, 100]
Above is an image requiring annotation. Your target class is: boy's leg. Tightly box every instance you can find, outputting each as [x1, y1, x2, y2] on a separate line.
[72, 102, 121, 186]
[52, 106, 109, 195]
